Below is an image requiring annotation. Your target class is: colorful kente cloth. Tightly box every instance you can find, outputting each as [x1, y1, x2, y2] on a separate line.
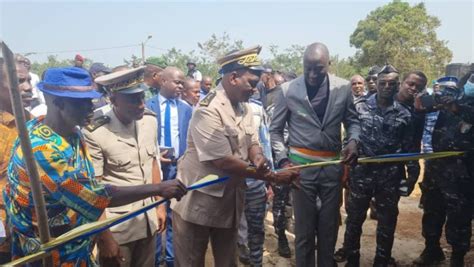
[3, 116, 110, 266]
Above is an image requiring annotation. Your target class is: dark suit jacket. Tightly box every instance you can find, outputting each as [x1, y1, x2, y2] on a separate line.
[146, 95, 193, 180]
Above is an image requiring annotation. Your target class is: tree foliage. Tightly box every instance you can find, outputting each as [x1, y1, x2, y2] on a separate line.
[350, 0, 452, 80]
[30, 55, 92, 77]
[267, 44, 305, 75]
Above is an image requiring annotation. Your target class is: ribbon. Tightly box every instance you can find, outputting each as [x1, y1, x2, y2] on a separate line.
[5, 175, 229, 266]
[280, 151, 464, 172]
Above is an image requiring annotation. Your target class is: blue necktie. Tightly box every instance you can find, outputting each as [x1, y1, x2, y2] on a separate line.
[164, 100, 172, 147]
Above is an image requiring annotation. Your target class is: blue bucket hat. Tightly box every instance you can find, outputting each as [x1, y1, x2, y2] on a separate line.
[37, 67, 102, 98]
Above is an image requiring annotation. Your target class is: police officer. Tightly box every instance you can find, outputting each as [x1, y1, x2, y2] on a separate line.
[343, 65, 417, 267]
[413, 76, 474, 267]
[170, 46, 298, 267]
[83, 66, 166, 267]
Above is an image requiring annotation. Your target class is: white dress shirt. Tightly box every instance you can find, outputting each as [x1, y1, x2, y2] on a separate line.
[158, 93, 179, 157]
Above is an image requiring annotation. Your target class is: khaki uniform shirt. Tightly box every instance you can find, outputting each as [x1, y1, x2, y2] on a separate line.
[171, 84, 260, 228]
[83, 109, 159, 244]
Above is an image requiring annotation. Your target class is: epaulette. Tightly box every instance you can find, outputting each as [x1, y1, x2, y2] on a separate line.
[143, 108, 157, 117]
[85, 115, 110, 132]
[199, 90, 216, 107]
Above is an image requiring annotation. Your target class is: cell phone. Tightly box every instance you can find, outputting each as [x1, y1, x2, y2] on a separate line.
[159, 146, 175, 159]
[420, 94, 436, 109]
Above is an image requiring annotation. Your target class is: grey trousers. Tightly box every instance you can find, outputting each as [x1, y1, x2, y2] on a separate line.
[173, 211, 237, 267]
[292, 165, 341, 267]
[119, 232, 156, 267]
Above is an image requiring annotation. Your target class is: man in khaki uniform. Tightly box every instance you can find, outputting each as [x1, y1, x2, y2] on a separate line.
[83, 66, 165, 267]
[171, 46, 299, 267]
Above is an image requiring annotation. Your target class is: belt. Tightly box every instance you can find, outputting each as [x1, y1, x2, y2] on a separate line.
[288, 147, 339, 164]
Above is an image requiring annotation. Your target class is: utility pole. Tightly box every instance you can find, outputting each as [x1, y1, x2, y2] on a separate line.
[141, 35, 152, 64]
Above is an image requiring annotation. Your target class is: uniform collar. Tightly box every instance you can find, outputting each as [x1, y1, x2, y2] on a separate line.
[215, 83, 246, 124]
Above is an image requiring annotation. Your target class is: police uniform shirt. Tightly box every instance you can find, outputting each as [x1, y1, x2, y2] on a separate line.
[82, 108, 159, 245]
[171, 83, 260, 228]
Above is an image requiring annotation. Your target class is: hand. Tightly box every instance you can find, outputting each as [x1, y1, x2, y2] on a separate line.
[157, 179, 187, 200]
[413, 93, 426, 111]
[266, 185, 274, 201]
[98, 231, 124, 267]
[279, 159, 294, 169]
[160, 149, 172, 164]
[254, 155, 272, 179]
[341, 140, 358, 166]
[267, 169, 300, 185]
[156, 205, 167, 234]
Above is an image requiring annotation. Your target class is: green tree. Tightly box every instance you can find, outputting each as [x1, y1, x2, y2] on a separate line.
[30, 55, 93, 77]
[350, 0, 452, 81]
[329, 55, 362, 80]
[267, 44, 305, 75]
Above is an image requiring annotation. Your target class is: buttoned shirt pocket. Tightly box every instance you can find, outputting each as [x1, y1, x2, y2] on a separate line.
[224, 126, 240, 154]
[106, 152, 132, 172]
[244, 124, 258, 148]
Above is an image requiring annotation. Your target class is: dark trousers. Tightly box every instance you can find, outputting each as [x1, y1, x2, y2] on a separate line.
[343, 164, 401, 264]
[292, 165, 342, 267]
[271, 184, 291, 235]
[156, 202, 173, 267]
[420, 159, 472, 253]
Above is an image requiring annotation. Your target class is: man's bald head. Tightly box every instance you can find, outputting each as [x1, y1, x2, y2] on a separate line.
[182, 77, 201, 106]
[160, 66, 184, 99]
[303, 42, 330, 87]
[350, 75, 365, 97]
[201, 76, 213, 93]
[144, 64, 163, 88]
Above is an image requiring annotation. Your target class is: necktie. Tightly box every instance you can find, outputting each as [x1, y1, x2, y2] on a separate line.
[164, 99, 172, 147]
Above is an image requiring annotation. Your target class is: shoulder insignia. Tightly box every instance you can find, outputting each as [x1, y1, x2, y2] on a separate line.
[199, 90, 216, 107]
[85, 115, 110, 132]
[143, 108, 157, 117]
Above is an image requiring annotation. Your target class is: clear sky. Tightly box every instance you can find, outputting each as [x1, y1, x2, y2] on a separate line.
[1, 0, 472, 67]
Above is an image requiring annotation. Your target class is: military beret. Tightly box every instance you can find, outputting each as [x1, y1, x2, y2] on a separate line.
[378, 64, 399, 76]
[367, 65, 382, 76]
[217, 45, 265, 74]
[95, 66, 147, 94]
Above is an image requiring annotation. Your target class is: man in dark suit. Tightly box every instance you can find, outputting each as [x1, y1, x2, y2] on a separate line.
[146, 66, 192, 267]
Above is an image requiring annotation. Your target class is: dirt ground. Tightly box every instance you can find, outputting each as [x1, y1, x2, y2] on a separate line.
[204, 164, 474, 267]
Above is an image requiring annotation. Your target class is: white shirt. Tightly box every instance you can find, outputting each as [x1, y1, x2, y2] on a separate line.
[158, 93, 179, 157]
[192, 70, 202, 82]
[30, 72, 45, 105]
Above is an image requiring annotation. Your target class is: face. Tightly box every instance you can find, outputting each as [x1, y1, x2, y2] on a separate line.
[187, 64, 195, 71]
[227, 70, 261, 103]
[377, 73, 399, 99]
[0, 63, 33, 110]
[182, 82, 201, 106]
[351, 76, 365, 97]
[57, 97, 95, 128]
[433, 83, 440, 92]
[161, 71, 184, 99]
[273, 74, 285, 86]
[201, 78, 212, 93]
[399, 74, 425, 102]
[111, 92, 146, 121]
[366, 75, 378, 93]
[303, 56, 329, 87]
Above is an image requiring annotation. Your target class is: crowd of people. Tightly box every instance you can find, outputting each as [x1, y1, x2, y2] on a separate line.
[0, 41, 473, 267]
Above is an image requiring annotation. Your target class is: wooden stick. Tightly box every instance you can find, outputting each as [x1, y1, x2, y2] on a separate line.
[1, 41, 53, 267]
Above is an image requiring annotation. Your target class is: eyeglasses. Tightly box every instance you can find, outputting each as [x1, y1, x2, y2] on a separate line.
[365, 76, 377, 82]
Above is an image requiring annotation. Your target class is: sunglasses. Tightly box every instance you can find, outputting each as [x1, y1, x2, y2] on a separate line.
[365, 76, 377, 82]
